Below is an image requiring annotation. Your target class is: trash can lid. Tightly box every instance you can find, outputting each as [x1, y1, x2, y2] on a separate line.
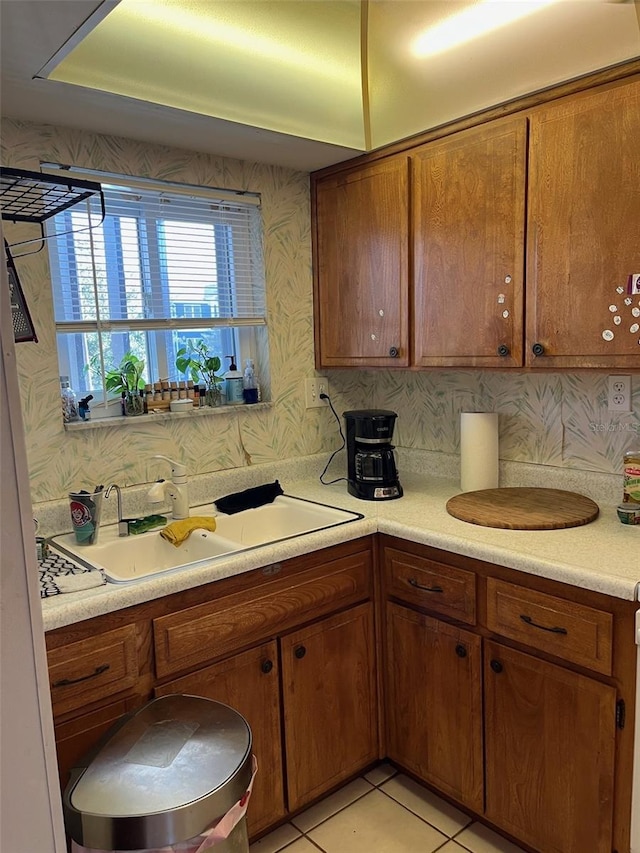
[64, 694, 252, 850]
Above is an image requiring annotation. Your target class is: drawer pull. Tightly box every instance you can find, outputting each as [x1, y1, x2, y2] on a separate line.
[261, 659, 274, 674]
[520, 614, 568, 635]
[52, 663, 110, 687]
[490, 659, 503, 674]
[455, 644, 467, 659]
[408, 578, 444, 593]
[294, 645, 307, 660]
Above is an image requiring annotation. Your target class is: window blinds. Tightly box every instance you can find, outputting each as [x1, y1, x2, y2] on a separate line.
[47, 177, 266, 335]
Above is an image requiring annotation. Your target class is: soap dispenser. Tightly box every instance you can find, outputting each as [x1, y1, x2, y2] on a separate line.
[224, 356, 244, 405]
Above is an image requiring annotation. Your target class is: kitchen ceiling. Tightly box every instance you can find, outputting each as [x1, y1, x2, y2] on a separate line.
[1, 0, 639, 172]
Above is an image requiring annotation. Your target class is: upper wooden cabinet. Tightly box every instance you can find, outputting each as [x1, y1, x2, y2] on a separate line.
[311, 73, 640, 370]
[312, 156, 410, 367]
[412, 117, 526, 368]
[526, 79, 640, 368]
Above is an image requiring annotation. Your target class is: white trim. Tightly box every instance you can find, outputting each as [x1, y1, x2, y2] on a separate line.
[0, 221, 67, 850]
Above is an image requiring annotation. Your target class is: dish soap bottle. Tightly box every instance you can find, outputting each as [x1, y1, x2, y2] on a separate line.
[224, 355, 244, 405]
[60, 376, 79, 423]
[243, 358, 259, 404]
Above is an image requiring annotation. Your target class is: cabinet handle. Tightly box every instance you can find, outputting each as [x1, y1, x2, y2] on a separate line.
[490, 659, 503, 674]
[455, 644, 467, 659]
[294, 645, 306, 659]
[388, 346, 399, 358]
[408, 577, 444, 593]
[531, 342, 545, 356]
[520, 614, 568, 635]
[497, 344, 510, 357]
[261, 659, 273, 674]
[51, 663, 110, 688]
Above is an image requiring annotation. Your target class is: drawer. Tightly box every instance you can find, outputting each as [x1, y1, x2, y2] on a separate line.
[486, 578, 613, 675]
[154, 549, 372, 678]
[48, 625, 139, 716]
[384, 548, 476, 624]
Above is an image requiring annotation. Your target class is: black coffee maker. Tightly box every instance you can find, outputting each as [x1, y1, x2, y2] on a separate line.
[344, 409, 403, 501]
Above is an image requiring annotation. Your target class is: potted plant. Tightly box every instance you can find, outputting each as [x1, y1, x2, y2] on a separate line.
[175, 341, 223, 407]
[102, 352, 146, 415]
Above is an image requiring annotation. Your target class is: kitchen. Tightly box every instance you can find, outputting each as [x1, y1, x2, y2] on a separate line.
[1, 2, 640, 852]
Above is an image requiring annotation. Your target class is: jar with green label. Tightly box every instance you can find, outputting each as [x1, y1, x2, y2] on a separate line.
[623, 449, 640, 503]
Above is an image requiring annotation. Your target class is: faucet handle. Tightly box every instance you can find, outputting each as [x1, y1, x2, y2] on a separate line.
[153, 455, 187, 482]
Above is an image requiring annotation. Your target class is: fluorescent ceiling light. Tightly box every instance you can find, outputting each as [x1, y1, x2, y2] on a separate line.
[413, 0, 562, 57]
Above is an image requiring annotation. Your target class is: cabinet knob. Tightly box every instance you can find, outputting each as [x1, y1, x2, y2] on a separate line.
[497, 344, 510, 357]
[388, 346, 399, 358]
[455, 644, 467, 659]
[490, 659, 503, 674]
[531, 342, 545, 356]
[294, 645, 307, 660]
[261, 659, 273, 674]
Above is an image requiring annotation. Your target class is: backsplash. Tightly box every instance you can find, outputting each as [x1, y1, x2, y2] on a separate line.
[3, 119, 638, 507]
[328, 369, 640, 475]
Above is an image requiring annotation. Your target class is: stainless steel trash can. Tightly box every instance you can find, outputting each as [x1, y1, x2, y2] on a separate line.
[63, 695, 253, 853]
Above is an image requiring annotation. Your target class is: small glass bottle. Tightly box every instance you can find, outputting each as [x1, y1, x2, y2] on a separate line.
[623, 449, 640, 503]
[60, 376, 79, 423]
[242, 359, 259, 404]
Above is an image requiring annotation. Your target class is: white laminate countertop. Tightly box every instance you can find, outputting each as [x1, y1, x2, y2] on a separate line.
[41, 472, 640, 632]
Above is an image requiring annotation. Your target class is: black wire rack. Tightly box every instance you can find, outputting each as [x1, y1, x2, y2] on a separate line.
[0, 167, 103, 224]
[1, 167, 105, 342]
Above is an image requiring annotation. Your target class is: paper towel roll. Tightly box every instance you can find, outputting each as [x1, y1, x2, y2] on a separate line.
[460, 412, 499, 492]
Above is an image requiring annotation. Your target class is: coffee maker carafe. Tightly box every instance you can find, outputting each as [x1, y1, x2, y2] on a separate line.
[344, 410, 403, 501]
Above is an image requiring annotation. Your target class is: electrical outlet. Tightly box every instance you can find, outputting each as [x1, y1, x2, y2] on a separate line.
[305, 377, 329, 408]
[607, 375, 631, 412]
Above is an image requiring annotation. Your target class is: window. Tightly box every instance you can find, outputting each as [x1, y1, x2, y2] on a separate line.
[46, 168, 266, 412]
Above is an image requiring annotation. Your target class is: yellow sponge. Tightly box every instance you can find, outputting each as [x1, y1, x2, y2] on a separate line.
[160, 516, 217, 547]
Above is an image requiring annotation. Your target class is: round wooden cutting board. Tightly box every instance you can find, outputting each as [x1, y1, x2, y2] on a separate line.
[446, 487, 599, 530]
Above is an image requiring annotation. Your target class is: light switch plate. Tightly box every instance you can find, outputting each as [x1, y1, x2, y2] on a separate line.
[305, 377, 329, 408]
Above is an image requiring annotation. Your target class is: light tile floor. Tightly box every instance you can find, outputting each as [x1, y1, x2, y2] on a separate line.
[250, 764, 528, 853]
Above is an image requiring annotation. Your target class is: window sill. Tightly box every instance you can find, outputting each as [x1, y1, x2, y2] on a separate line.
[64, 402, 272, 431]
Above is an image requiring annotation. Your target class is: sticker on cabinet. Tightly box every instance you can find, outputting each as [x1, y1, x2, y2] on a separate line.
[629, 274, 640, 295]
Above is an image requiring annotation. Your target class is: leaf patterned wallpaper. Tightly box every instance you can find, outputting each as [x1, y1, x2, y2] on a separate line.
[3, 119, 638, 506]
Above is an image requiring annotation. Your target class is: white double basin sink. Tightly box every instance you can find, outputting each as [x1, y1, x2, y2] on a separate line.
[51, 495, 363, 584]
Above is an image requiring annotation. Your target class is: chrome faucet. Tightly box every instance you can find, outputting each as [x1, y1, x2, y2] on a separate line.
[148, 455, 189, 519]
[105, 484, 129, 537]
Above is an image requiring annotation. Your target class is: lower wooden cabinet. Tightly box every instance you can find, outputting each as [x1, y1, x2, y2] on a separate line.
[381, 536, 636, 853]
[46, 538, 378, 843]
[484, 639, 616, 853]
[281, 602, 378, 811]
[53, 697, 142, 792]
[46, 534, 635, 852]
[385, 602, 483, 813]
[154, 640, 285, 838]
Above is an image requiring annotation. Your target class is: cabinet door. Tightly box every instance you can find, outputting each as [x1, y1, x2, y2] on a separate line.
[54, 697, 142, 792]
[155, 641, 285, 839]
[281, 603, 378, 811]
[385, 602, 483, 812]
[412, 117, 526, 367]
[484, 639, 616, 853]
[527, 79, 640, 367]
[313, 157, 409, 367]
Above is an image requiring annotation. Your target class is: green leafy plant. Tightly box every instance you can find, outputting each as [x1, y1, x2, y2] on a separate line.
[87, 351, 146, 414]
[103, 352, 146, 397]
[176, 341, 223, 391]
